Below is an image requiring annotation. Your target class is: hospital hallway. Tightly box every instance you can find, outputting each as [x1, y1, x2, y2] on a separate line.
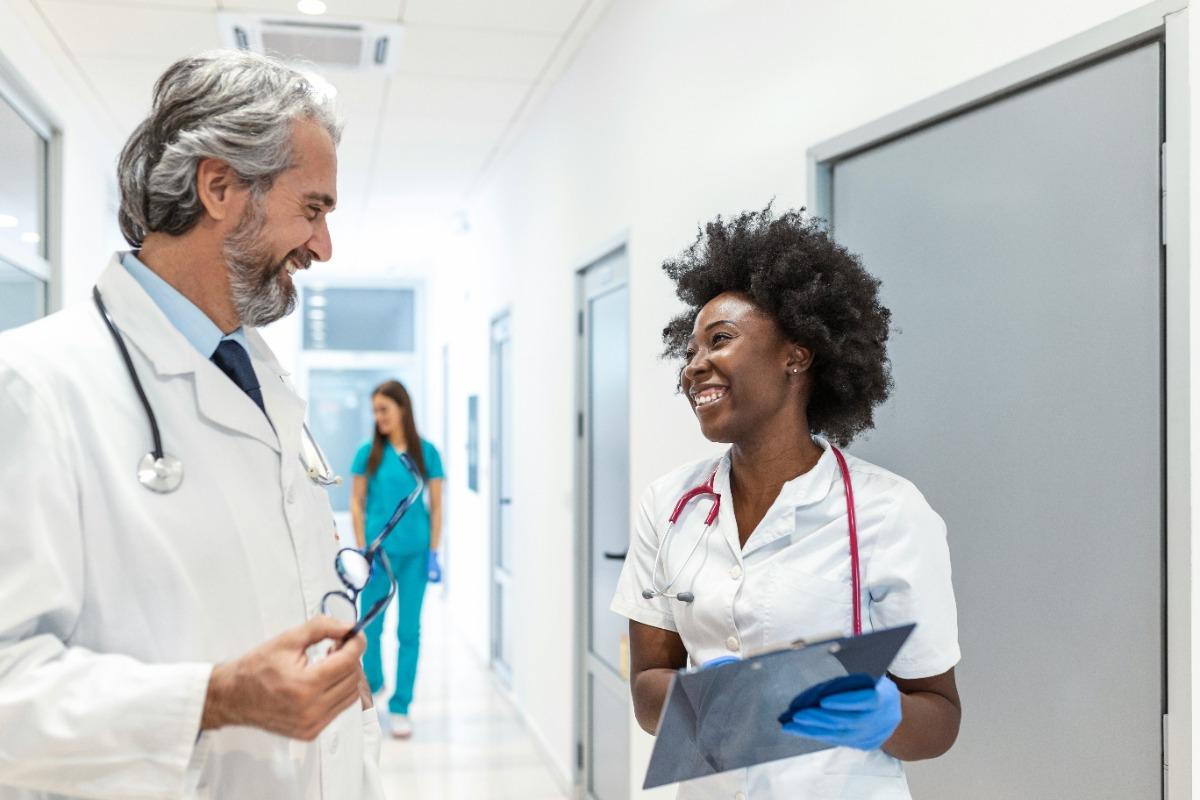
[375, 593, 570, 800]
[0, 0, 1194, 797]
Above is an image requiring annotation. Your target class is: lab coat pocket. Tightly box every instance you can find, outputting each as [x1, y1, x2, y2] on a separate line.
[760, 562, 854, 645]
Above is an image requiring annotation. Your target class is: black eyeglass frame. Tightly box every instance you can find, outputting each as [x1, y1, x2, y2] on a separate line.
[322, 450, 425, 641]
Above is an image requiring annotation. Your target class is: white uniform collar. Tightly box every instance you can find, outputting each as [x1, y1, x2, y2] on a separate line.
[714, 436, 841, 557]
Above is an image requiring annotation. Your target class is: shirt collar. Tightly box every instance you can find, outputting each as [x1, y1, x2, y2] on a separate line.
[717, 436, 842, 556]
[120, 250, 249, 358]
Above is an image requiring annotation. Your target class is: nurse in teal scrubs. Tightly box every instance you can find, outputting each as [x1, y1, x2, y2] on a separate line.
[350, 380, 444, 739]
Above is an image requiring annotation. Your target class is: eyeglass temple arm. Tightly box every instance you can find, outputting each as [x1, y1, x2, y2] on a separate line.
[364, 454, 426, 555]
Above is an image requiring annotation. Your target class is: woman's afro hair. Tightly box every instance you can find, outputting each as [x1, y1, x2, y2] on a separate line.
[662, 205, 893, 446]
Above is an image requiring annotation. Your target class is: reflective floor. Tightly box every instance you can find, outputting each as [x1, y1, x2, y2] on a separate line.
[375, 592, 571, 799]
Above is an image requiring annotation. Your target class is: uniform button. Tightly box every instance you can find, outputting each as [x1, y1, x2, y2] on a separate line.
[726, 636, 739, 652]
[734, 792, 746, 800]
[730, 565, 743, 580]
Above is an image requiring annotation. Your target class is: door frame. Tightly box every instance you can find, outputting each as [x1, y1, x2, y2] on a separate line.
[490, 310, 514, 686]
[807, 3, 1190, 795]
[575, 242, 631, 798]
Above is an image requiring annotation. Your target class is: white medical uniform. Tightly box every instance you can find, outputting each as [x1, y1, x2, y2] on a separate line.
[612, 440, 959, 800]
[0, 256, 385, 800]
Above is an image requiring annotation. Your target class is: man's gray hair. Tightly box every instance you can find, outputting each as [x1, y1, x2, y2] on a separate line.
[117, 50, 342, 246]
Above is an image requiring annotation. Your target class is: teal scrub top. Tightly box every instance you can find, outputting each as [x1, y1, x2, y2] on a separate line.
[352, 439, 444, 556]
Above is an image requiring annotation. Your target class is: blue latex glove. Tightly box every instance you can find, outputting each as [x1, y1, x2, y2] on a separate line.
[697, 655, 740, 670]
[780, 674, 902, 751]
[427, 550, 442, 583]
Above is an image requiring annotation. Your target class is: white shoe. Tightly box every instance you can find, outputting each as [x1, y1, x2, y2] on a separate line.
[389, 713, 413, 739]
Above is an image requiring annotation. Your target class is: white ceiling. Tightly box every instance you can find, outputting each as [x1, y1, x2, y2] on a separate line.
[29, 0, 606, 266]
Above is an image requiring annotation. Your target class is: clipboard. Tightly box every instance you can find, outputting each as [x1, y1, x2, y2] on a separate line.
[643, 623, 915, 790]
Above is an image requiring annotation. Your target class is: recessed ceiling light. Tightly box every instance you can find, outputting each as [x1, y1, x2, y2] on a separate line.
[20, 231, 40, 244]
[297, 0, 327, 15]
[0, 214, 17, 228]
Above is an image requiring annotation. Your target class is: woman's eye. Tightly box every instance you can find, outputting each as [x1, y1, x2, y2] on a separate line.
[684, 350, 696, 360]
[712, 332, 731, 345]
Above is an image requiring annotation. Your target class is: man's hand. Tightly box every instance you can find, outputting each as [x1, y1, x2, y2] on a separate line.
[200, 616, 367, 741]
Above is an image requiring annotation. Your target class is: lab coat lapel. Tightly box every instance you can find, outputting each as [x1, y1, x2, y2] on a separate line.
[95, 255, 280, 453]
[245, 328, 305, 475]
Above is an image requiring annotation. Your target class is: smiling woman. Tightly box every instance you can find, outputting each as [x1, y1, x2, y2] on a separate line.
[611, 206, 961, 800]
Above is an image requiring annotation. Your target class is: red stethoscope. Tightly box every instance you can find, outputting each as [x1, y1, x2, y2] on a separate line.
[641, 445, 863, 636]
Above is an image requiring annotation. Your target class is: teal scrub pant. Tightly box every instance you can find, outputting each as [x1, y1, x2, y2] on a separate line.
[361, 550, 429, 715]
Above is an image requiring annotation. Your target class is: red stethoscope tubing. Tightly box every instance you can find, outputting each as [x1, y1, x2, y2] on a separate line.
[829, 446, 862, 636]
[665, 445, 862, 636]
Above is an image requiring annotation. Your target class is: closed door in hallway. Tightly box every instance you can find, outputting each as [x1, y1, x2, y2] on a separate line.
[491, 313, 515, 682]
[578, 249, 631, 800]
[823, 42, 1164, 798]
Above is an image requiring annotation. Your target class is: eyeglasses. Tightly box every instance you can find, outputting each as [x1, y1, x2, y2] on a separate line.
[321, 451, 425, 641]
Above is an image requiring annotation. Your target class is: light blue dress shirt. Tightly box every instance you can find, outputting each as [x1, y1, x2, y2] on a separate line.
[120, 251, 249, 357]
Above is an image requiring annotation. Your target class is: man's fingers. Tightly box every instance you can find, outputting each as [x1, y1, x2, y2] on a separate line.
[309, 642, 366, 687]
[278, 615, 356, 650]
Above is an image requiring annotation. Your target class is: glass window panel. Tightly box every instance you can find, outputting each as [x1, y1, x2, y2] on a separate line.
[303, 287, 415, 352]
[0, 260, 46, 332]
[0, 95, 47, 260]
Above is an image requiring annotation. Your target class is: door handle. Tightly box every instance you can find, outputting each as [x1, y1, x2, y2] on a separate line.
[603, 551, 628, 561]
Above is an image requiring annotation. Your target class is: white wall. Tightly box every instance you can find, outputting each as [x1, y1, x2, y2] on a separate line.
[0, 0, 123, 306]
[432, 0, 1193, 795]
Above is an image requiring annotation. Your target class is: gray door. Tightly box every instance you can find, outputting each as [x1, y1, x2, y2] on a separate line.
[490, 314, 515, 682]
[579, 250, 631, 800]
[827, 44, 1163, 798]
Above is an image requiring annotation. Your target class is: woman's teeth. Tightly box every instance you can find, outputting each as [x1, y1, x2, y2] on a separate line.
[693, 388, 727, 406]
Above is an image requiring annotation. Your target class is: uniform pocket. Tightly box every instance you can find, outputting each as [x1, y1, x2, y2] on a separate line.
[759, 562, 855, 645]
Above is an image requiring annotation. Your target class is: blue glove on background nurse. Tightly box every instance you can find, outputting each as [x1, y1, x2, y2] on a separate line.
[699, 657, 902, 751]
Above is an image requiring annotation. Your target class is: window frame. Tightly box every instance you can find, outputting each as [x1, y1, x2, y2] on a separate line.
[0, 60, 58, 314]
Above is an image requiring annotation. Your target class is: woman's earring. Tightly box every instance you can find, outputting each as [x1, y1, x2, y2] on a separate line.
[792, 368, 798, 374]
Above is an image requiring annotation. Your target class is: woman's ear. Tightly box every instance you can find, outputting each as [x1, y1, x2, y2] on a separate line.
[786, 344, 815, 375]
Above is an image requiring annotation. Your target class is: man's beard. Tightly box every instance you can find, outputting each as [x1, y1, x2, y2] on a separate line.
[223, 196, 311, 328]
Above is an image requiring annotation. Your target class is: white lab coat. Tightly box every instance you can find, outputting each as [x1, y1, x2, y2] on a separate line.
[612, 441, 960, 800]
[0, 256, 385, 800]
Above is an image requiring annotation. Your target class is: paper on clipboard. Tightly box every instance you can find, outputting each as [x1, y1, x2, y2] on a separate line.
[643, 623, 915, 790]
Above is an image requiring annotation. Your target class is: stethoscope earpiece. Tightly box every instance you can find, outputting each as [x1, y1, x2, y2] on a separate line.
[676, 592, 695, 604]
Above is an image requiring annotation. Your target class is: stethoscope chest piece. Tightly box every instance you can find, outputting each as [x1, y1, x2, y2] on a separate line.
[137, 452, 184, 493]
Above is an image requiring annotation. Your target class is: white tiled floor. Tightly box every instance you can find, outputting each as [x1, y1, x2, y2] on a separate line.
[374, 592, 572, 799]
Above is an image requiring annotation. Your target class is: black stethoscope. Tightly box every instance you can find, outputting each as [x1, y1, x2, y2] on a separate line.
[93, 286, 341, 494]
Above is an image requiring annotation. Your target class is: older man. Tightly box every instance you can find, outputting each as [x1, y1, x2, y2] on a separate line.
[0, 51, 385, 798]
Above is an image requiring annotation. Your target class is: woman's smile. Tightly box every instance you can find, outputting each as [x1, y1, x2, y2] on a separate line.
[690, 384, 729, 411]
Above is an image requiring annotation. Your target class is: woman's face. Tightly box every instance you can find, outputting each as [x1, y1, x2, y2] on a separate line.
[679, 291, 810, 444]
[372, 393, 405, 437]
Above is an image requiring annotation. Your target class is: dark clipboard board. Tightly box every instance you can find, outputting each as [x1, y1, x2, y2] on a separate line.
[643, 623, 915, 790]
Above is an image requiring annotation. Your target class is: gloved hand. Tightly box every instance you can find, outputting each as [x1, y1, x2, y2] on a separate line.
[780, 674, 902, 751]
[697, 655, 740, 670]
[427, 550, 442, 583]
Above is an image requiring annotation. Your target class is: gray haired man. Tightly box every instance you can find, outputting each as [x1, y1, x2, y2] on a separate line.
[0, 51, 386, 798]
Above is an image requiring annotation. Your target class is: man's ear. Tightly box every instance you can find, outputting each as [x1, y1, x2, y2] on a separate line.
[786, 344, 815, 375]
[195, 158, 241, 222]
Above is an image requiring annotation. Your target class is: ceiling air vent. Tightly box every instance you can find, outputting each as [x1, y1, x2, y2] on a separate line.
[217, 13, 403, 73]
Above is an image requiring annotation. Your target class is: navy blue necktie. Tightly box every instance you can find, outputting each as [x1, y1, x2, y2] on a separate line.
[211, 340, 267, 416]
